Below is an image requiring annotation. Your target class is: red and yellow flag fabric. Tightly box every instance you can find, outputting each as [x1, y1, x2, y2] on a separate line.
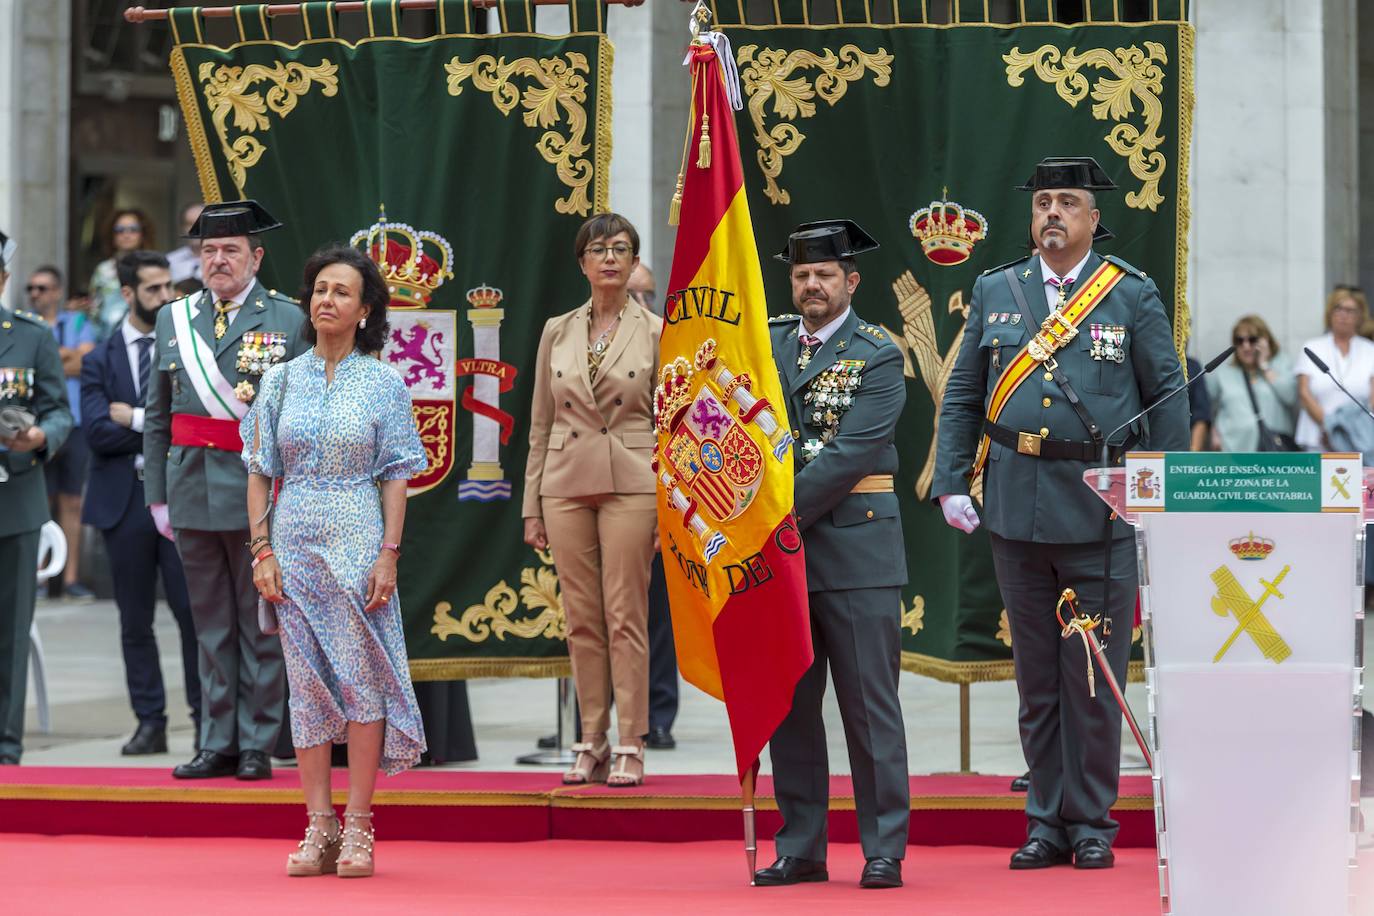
[656, 41, 813, 781]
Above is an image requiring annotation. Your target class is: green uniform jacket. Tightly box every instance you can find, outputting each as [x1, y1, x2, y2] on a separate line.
[0, 307, 73, 538]
[142, 281, 306, 531]
[932, 251, 1189, 543]
[770, 308, 907, 592]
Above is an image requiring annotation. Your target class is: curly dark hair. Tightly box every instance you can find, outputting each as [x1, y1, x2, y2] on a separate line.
[298, 246, 390, 353]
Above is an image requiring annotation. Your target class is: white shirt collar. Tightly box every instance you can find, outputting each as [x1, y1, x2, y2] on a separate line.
[1041, 249, 1093, 287]
[191, 278, 255, 317]
[797, 306, 852, 345]
[121, 315, 154, 345]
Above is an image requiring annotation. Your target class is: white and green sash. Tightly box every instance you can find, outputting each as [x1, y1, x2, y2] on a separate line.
[170, 296, 247, 421]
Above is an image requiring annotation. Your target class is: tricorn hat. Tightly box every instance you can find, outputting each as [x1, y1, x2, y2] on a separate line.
[0, 229, 13, 272]
[774, 219, 880, 265]
[1016, 157, 1117, 193]
[185, 200, 283, 240]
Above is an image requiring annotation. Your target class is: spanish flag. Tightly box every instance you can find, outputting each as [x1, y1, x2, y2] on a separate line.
[656, 38, 813, 781]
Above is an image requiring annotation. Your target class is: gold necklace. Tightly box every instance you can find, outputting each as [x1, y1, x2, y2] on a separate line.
[587, 304, 626, 380]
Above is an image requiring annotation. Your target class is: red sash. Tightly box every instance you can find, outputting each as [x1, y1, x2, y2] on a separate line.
[171, 413, 243, 452]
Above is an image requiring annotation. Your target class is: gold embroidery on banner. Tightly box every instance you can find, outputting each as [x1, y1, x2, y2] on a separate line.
[882, 271, 970, 502]
[901, 594, 926, 636]
[737, 44, 893, 206]
[1003, 42, 1169, 211]
[995, 609, 1012, 647]
[431, 548, 567, 644]
[197, 60, 340, 195]
[412, 403, 451, 480]
[445, 53, 595, 216]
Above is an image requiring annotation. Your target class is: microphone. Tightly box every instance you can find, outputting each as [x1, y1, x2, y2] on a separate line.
[1099, 346, 1235, 468]
[1304, 347, 1374, 423]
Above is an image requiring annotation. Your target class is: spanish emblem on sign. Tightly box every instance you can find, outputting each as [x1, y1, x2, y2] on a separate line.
[352, 205, 458, 497]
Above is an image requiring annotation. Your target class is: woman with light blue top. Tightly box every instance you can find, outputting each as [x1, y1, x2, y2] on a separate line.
[1206, 315, 1298, 452]
[241, 246, 427, 879]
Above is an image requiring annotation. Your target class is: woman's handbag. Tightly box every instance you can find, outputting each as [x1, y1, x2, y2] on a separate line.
[1241, 369, 1300, 452]
[254, 365, 290, 635]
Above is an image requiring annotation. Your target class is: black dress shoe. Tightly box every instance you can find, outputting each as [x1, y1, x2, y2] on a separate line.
[859, 857, 902, 889]
[172, 750, 237, 779]
[1073, 838, 1115, 869]
[1010, 772, 1030, 792]
[1009, 838, 1072, 870]
[121, 722, 167, 756]
[753, 856, 828, 886]
[537, 733, 557, 750]
[645, 727, 676, 750]
[236, 750, 272, 780]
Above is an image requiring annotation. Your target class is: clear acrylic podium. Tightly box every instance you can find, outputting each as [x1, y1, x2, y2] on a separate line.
[1086, 452, 1366, 915]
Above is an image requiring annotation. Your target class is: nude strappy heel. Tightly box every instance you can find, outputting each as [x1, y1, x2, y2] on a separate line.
[286, 810, 340, 877]
[562, 737, 611, 785]
[606, 744, 645, 788]
[337, 810, 375, 878]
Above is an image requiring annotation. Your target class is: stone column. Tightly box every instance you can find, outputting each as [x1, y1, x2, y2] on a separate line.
[1190, 0, 1358, 358]
[0, 0, 71, 308]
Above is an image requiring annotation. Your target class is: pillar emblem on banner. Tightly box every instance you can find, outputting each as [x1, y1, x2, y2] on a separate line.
[456, 284, 518, 501]
[354, 205, 458, 497]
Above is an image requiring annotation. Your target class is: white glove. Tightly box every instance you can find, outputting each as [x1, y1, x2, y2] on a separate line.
[938, 494, 980, 534]
[150, 503, 175, 542]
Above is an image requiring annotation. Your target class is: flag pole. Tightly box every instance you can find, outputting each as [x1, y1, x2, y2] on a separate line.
[742, 766, 758, 884]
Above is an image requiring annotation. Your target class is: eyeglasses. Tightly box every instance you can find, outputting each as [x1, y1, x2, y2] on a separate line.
[1233, 335, 1260, 346]
[583, 243, 633, 259]
[1335, 284, 1364, 293]
[113, 224, 143, 235]
[25, 283, 53, 294]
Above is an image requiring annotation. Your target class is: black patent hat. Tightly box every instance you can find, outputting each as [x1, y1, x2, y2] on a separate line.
[0, 229, 13, 271]
[1016, 157, 1118, 193]
[774, 219, 880, 265]
[185, 200, 283, 240]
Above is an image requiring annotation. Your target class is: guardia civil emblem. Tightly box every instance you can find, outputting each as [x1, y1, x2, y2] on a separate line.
[653, 339, 792, 563]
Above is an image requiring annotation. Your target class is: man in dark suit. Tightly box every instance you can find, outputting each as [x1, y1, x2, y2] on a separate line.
[81, 250, 200, 756]
[755, 220, 909, 890]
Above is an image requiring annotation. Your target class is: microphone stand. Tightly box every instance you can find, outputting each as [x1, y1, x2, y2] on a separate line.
[1098, 346, 1235, 471]
[1304, 347, 1374, 423]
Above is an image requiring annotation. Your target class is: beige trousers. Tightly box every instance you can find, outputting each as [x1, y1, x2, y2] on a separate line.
[541, 492, 656, 741]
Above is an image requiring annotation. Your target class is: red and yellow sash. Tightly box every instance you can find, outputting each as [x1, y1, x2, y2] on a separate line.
[970, 261, 1125, 479]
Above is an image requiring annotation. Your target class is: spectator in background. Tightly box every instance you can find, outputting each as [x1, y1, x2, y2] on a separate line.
[1185, 355, 1212, 451]
[1207, 315, 1298, 452]
[165, 202, 205, 288]
[1296, 287, 1374, 450]
[90, 208, 154, 335]
[28, 265, 98, 599]
[626, 262, 678, 750]
[81, 251, 201, 756]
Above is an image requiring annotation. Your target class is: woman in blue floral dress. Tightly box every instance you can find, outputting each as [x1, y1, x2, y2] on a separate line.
[242, 246, 427, 879]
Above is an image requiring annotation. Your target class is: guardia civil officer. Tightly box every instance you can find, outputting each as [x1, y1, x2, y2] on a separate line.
[755, 220, 909, 890]
[933, 158, 1188, 869]
[0, 229, 73, 764]
[143, 202, 308, 780]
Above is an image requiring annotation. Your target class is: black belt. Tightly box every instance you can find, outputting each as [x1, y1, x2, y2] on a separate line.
[985, 420, 1139, 462]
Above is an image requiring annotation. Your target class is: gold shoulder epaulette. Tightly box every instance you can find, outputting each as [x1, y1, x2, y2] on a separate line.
[856, 323, 889, 342]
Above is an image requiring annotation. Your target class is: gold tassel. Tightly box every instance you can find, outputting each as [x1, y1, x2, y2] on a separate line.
[696, 113, 712, 170]
[668, 171, 684, 226]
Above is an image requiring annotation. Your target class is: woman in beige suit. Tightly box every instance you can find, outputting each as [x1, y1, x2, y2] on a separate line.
[523, 213, 661, 787]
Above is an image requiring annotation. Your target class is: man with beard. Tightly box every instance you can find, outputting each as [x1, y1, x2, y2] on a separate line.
[143, 201, 307, 780]
[755, 220, 909, 890]
[81, 251, 202, 756]
[933, 158, 1187, 870]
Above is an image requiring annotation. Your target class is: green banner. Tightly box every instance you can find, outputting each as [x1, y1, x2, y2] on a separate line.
[717, 9, 1194, 681]
[170, 3, 614, 678]
[1124, 452, 1364, 514]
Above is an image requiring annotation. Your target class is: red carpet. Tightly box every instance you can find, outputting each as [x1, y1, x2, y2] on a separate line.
[0, 767, 1156, 846]
[2, 835, 1166, 915]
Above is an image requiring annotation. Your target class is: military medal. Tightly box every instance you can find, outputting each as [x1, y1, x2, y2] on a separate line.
[234, 380, 256, 402]
[213, 299, 232, 340]
[802, 438, 824, 462]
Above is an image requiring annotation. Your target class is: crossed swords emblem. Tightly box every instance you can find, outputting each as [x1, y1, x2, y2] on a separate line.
[1209, 563, 1292, 664]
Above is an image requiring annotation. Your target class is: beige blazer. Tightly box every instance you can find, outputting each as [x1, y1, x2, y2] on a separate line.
[522, 302, 662, 518]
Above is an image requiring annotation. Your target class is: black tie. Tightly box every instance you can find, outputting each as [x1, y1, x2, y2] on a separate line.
[135, 337, 153, 406]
